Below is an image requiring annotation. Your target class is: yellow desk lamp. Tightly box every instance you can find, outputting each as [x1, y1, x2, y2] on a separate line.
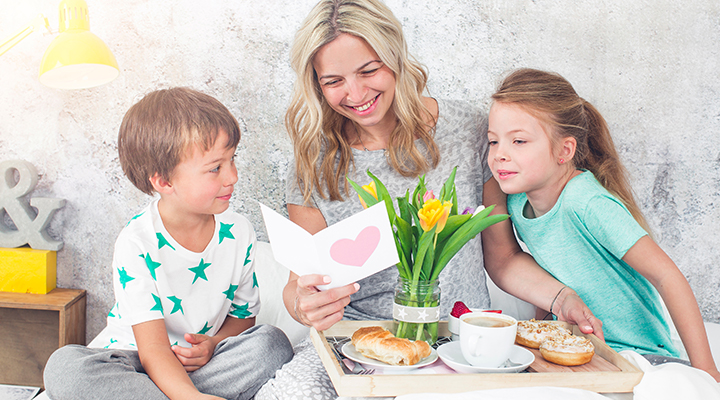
[0, 0, 119, 89]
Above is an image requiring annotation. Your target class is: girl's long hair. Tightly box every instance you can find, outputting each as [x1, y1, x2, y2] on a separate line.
[286, 0, 439, 204]
[492, 68, 651, 233]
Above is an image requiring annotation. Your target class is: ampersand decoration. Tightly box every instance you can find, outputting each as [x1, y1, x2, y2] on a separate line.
[0, 160, 66, 251]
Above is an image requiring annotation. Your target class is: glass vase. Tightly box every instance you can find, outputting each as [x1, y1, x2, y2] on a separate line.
[393, 276, 440, 345]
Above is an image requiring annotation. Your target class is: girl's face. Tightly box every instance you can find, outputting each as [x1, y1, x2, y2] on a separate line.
[487, 102, 565, 200]
[313, 33, 397, 133]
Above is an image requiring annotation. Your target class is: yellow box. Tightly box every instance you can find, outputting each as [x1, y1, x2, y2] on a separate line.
[0, 247, 57, 294]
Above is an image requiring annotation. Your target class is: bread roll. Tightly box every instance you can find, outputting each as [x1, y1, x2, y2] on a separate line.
[539, 334, 595, 366]
[515, 319, 572, 349]
[350, 326, 431, 366]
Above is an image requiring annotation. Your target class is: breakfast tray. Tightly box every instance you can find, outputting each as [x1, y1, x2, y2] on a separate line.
[310, 320, 643, 397]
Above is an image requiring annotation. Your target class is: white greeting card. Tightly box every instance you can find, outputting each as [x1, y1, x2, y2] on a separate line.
[259, 202, 399, 290]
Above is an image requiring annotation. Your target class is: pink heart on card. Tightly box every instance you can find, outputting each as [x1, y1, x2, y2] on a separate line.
[329, 226, 381, 267]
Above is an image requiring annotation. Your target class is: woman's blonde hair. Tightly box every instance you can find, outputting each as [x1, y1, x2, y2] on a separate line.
[287, 0, 439, 203]
[492, 68, 651, 233]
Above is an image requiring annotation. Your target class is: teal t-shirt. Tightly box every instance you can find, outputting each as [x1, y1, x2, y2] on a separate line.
[507, 171, 679, 357]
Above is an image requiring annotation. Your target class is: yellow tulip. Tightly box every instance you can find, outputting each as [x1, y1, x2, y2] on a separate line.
[418, 199, 452, 233]
[358, 181, 378, 209]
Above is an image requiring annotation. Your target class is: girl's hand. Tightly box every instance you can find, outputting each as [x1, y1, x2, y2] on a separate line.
[171, 333, 218, 372]
[294, 274, 359, 331]
[555, 289, 605, 341]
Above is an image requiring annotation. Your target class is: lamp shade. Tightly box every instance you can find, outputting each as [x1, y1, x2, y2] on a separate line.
[38, 0, 118, 89]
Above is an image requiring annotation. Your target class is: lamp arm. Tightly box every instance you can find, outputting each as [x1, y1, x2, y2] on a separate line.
[0, 14, 51, 57]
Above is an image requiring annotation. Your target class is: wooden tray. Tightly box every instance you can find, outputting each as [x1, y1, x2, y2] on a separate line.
[310, 320, 643, 397]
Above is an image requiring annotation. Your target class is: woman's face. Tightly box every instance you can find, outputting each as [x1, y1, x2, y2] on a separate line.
[313, 34, 397, 133]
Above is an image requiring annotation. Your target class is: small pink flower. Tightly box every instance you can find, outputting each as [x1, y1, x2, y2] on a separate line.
[423, 190, 435, 203]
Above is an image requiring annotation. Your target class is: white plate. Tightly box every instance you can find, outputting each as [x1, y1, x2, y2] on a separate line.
[437, 342, 534, 373]
[341, 342, 438, 371]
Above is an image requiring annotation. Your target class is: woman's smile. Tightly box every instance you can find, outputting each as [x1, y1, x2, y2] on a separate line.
[347, 94, 379, 114]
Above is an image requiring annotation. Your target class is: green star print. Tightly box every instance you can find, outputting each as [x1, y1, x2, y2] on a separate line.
[244, 243, 253, 266]
[198, 322, 212, 335]
[223, 284, 238, 301]
[108, 303, 119, 318]
[230, 302, 251, 318]
[141, 253, 161, 281]
[126, 211, 144, 226]
[167, 296, 184, 314]
[189, 259, 211, 284]
[252, 272, 258, 288]
[156, 232, 176, 251]
[118, 267, 135, 289]
[219, 223, 235, 244]
[151, 293, 164, 315]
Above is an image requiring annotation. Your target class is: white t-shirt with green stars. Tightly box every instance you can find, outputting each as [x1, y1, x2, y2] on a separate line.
[90, 198, 260, 350]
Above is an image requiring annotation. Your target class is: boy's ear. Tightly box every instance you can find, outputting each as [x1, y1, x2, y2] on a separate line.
[560, 137, 577, 163]
[149, 173, 173, 194]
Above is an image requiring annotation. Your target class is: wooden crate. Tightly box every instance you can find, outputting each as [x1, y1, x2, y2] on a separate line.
[310, 320, 643, 397]
[0, 288, 86, 387]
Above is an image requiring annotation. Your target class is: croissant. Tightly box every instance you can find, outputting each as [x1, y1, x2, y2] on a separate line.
[350, 326, 431, 366]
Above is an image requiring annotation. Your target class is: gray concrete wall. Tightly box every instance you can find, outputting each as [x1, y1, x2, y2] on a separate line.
[1, 0, 718, 342]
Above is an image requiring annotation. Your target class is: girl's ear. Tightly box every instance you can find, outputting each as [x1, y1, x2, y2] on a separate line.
[559, 137, 577, 164]
[149, 173, 173, 194]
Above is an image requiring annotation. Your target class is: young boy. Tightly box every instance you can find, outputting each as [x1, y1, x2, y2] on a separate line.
[44, 87, 293, 400]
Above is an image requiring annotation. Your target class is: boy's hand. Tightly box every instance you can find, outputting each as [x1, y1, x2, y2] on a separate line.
[171, 333, 219, 372]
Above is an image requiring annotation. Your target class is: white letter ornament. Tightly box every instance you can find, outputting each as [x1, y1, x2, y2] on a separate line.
[0, 160, 66, 251]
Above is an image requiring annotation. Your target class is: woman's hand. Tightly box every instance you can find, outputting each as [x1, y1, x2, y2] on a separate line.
[554, 288, 604, 341]
[293, 273, 359, 331]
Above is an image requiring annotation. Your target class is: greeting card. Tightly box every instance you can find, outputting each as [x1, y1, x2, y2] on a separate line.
[259, 202, 399, 289]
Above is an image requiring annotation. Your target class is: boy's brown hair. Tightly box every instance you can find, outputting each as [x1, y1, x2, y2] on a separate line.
[118, 87, 241, 195]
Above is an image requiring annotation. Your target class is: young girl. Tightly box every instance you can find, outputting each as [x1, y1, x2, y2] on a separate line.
[487, 68, 720, 381]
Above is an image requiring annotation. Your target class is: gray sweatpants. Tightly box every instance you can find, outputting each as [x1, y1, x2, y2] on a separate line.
[43, 324, 293, 400]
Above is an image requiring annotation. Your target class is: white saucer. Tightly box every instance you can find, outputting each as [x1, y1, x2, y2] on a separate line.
[341, 342, 438, 372]
[437, 342, 534, 373]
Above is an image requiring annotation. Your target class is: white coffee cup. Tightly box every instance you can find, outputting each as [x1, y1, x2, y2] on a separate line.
[459, 312, 518, 368]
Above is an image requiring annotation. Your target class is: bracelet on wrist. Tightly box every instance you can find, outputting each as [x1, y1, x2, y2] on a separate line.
[294, 295, 311, 327]
[550, 286, 567, 317]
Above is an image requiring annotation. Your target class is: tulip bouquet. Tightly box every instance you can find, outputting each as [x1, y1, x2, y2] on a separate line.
[348, 167, 508, 343]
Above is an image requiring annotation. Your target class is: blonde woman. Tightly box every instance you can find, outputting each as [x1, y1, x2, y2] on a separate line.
[257, 1, 601, 398]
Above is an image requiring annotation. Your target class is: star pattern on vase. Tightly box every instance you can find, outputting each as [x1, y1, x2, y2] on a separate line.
[219, 223, 235, 244]
[198, 321, 212, 335]
[230, 302, 251, 318]
[189, 259, 211, 284]
[118, 267, 135, 290]
[417, 309, 429, 321]
[141, 253, 161, 281]
[156, 232, 176, 251]
[151, 293, 164, 315]
[244, 243, 252, 266]
[223, 284, 238, 301]
[396, 306, 408, 319]
[167, 295, 184, 314]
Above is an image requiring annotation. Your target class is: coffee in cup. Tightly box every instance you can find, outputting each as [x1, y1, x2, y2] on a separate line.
[459, 312, 517, 368]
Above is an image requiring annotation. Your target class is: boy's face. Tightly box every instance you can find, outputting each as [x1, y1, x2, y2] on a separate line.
[164, 129, 238, 217]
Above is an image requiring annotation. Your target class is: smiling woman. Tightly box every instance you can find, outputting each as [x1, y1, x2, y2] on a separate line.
[254, 1, 605, 399]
